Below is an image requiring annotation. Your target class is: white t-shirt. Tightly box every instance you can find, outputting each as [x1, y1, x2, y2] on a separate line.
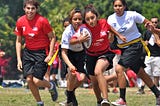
[107, 11, 145, 44]
[61, 24, 83, 52]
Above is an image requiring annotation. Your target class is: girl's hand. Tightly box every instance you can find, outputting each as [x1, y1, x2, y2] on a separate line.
[78, 32, 90, 43]
[17, 60, 23, 72]
[119, 35, 127, 43]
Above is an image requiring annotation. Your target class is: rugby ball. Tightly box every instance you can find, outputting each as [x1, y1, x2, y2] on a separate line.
[79, 27, 92, 49]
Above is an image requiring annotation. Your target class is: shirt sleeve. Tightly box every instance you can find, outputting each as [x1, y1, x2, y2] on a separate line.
[14, 19, 23, 36]
[133, 11, 145, 24]
[42, 18, 53, 34]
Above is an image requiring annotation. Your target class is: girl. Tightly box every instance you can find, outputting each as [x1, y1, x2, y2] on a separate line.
[107, 0, 160, 105]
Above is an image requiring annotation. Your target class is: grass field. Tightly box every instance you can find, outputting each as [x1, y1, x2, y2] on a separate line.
[0, 87, 156, 106]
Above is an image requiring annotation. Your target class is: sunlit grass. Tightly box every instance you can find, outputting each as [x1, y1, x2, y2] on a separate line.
[0, 87, 156, 106]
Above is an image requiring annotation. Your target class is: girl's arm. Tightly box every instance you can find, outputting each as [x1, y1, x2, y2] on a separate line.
[110, 26, 127, 43]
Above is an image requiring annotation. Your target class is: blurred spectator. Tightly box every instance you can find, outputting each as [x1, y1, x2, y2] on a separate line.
[0, 50, 11, 87]
[126, 69, 138, 87]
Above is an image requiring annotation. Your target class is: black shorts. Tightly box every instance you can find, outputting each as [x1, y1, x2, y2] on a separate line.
[60, 60, 68, 79]
[86, 51, 115, 76]
[68, 50, 86, 74]
[50, 63, 59, 75]
[22, 48, 48, 80]
[118, 42, 145, 74]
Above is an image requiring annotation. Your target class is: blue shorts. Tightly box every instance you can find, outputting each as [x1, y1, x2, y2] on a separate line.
[22, 48, 48, 80]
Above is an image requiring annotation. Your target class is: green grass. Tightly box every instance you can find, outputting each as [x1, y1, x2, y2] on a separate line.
[0, 87, 156, 106]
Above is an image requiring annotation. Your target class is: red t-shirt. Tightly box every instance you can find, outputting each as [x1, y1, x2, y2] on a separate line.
[14, 14, 52, 50]
[85, 19, 111, 56]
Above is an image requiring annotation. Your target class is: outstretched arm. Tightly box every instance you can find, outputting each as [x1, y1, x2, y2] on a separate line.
[110, 26, 127, 43]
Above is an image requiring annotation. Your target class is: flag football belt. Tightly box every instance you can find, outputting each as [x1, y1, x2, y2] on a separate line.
[117, 37, 150, 57]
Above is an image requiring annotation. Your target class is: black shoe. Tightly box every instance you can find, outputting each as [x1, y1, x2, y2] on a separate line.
[49, 80, 58, 101]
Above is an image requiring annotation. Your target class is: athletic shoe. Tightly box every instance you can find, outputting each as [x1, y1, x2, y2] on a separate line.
[49, 80, 58, 101]
[101, 99, 110, 106]
[59, 100, 73, 106]
[111, 98, 127, 106]
[37, 103, 44, 106]
[136, 89, 145, 94]
[156, 95, 160, 106]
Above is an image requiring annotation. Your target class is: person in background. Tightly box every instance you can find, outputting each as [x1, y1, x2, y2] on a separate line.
[61, 8, 87, 106]
[143, 17, 160, 87]
[15, 0, 57, 105]
[50, 38, 60, 86]
[137, 17, 160, 95]
[81, 4, 126, 106]
[107, 0, 160, 105]
[0, 50, 6, 87]
[126, 68, 138, 87]
[59, 17, 70, 88]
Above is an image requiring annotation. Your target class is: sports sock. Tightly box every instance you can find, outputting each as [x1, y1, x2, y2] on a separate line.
[141, 85, 145, 91]
[150, 85, 160, 97]
[66, 90, 73, 103]
[49, 82, 53, 90]
[120, 88, 126, 102]
[37, 101, 44, 105]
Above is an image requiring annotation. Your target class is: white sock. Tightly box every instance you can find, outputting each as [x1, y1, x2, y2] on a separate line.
[37, 101, 43, 104]
[49, 82, 53, 90]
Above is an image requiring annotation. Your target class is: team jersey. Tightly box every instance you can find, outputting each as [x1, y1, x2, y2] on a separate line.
[107, 11, 145, 44]
[84, 19, 111, 56]
[14, 14, 52, 50]
[61, 24, 83, 52]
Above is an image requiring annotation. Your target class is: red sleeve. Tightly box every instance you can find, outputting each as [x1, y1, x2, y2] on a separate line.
[14, 19, 23, 36]
[100, 19, 111, 31]
[42, 18, 53, 34]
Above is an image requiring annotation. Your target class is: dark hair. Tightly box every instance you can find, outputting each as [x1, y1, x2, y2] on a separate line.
[113, 0, 129, 11]
[63, 17, 70, 24]
[68, 8, 82, 23]
[83, 4, 99, 19]
[23, 0, 40, 9]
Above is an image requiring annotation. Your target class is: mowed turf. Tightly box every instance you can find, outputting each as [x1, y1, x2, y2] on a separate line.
[0, 87, 156, 106]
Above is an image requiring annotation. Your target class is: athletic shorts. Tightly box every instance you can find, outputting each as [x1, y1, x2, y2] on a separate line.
[105, 54, 120, 75]
[50, 60, 59, 75]
[68, 50, 86, 74]
[22, 48, 48, 80]
[118, 42, 145, 74]
[86, 51, 115, 76]
[144, 56, 160, 77]
[60, 60, 68, 79]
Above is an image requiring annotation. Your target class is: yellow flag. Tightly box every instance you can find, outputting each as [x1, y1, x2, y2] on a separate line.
[48, 49, 59, 66]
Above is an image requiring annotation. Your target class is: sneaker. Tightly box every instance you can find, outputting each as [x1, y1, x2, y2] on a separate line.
[156, 95, 160, 106]
[136, 89, 145, 94]
[111, 98, 127, 106]
[49, 80, 58, 101]
[37, 103, 44, 106]
[101, 99, 110, 106]
[59, 101, 73, 106]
